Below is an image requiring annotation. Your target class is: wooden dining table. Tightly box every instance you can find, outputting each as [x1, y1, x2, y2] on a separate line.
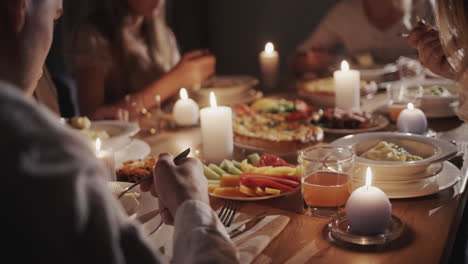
[135, 92, 467, 264]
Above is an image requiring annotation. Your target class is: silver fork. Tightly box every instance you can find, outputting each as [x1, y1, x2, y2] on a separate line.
[218, 200, 239, 228]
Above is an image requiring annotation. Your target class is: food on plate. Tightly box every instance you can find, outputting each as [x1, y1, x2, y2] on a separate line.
[354, 53, 375, 68]
[296, 77, 368, 96]
[110, 184, 140, 216]
[65, 116, 110, 140]
[361, 141, 423, 162]
[312, 108, 374, 129]
[423, 85, 453, 96]
[233, 98, 324, 151]
[116, 156, 156, 183]
[205, 153, 301, 198]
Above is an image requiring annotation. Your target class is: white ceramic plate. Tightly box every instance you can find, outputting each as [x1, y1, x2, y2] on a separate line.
[209, 188, 299, 201]
[108, 181, 162, 233]
[321, 115, 390, 135]
[350, 161, 461, 199]
[91, 121, 140, 150]
[114, 139, 151, 168]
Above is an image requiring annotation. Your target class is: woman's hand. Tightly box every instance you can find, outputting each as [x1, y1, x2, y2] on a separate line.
[140, 153, 208, 224]
[90, 106, 129, 121]
[174, 50, 216, 86]
[292, 48, 335, 74]
[406, 22, 456, 80]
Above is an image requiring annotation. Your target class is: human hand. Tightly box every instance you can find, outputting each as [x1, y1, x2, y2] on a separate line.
[406, 21, 456, 80]
[140, 153, 209, 224]
[293, 48, 335, 74]
[174, 49, 216, 86]
[90, 106, 129, 121]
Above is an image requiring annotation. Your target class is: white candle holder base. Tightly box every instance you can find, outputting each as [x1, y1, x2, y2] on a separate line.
[327, 212, 404, 246]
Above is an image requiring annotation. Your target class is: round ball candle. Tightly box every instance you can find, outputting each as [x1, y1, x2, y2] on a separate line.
[172, 88, 200, 126]
[200, 92, 233, 164]
[259, 42, 279, 91]
[345, 168, 392, 235]
[397, 103, 428, 135]
[95, 138, 116, 181]
[334, 60, 361, 111]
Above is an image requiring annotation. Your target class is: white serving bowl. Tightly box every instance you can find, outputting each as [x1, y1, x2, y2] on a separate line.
[420, 79, 459, 118]
[331, 132, 458, 181]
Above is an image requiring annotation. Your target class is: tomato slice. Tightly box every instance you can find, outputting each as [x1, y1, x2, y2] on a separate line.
[257, 154, 295, 167]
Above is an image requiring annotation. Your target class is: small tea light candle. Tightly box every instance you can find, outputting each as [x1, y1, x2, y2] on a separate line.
[200, 92, 233, 163]
[345, 168, 392, 235]
[334, 60, 361, 111]
[259, 42, 279, 90]
[95, 138, 116, 181]
[397, 103, 428, 135]
[173, 88, 200, 126]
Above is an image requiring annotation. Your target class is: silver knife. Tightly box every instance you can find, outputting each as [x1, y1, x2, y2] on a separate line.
[229, 213, 267, 238]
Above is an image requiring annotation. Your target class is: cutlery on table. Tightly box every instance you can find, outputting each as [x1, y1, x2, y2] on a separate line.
[229, 212, 267, 239]
[118, 148, 191, 199]
[218, 200, 239, 228]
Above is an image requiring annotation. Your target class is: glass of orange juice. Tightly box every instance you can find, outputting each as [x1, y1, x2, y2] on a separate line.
[386, 82, 423, 121]
[300, 146, 354, 218]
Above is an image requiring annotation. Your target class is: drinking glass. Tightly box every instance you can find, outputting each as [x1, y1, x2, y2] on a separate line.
[396, 57, 426, 83]
[386, 82, 423, 121]
[300, 146, 354, 218]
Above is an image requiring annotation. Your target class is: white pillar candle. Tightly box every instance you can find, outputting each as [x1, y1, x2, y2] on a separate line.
[200, 92, 233, 163]
[95, 138, 116, 181]
[397, 103, 428, 135]
[259, 42, 279, 91]
[345, 168, 392, 235]
[173, 88, 200, 126]
[334, 60, 361, 111]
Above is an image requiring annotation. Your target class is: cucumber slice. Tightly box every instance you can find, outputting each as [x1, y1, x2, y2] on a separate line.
[203, 165, 221, 180]
[208, 179, 221, 185]
[220, 160, 229, 171]
[232, 160, 242, 170]
[220, 160, 243, 175]
[247, 153, 261, 165]
[208, 164, 227, 176]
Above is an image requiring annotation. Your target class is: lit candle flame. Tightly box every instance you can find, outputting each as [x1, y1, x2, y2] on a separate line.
[95, 138, 101, 153]
[210, 92, 218, 108]
[265, 42, 274, 53]
[341, 60, 349, 72]
[365, 167, 372, 190]
[180, 88, 188, 100]
[408, 103, 414, 110]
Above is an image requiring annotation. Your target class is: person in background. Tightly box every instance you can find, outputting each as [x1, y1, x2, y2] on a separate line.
[67, 0, 215, 120]
[407, 2, 468, 263]
[0, 0, 238, 263]
[292, 0, 434, 76]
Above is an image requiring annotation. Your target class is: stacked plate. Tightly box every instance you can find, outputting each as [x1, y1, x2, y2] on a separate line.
[331, 132, 460, 199]
[192, 75, 262, 107]
[90, 120, 151, 167]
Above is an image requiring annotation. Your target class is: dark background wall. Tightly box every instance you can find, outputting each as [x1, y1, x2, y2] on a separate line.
[167, 0, 339, 91]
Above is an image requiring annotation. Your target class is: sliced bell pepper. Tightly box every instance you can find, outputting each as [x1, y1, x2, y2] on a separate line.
[240, 173, 300, 187]
[240, 176, 296, 191]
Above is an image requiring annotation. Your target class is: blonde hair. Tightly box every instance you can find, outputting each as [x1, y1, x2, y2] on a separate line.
[91, 0, 178, 74]
[435, 0, 468, 78]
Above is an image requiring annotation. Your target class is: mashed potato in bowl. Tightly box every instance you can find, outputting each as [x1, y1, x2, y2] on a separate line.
[66, 116, 110, 141]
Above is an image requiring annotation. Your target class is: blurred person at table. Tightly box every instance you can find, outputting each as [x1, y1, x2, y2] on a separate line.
[408, 2, 468, 262]
[0, 0, 239, 263]
[406, 0, 468, 122]
[292, 0, 434, 76]
[67, 0, 215, 120]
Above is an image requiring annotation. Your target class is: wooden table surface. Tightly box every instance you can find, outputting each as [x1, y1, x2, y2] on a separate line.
[135, 93, 467, 264]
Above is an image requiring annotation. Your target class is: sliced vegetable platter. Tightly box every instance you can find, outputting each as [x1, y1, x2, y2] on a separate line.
[204, 153, 301, 201]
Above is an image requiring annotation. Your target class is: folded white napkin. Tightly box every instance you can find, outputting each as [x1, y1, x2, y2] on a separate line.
[230, 213, 290, 264]
[147, 212, 290, 264]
